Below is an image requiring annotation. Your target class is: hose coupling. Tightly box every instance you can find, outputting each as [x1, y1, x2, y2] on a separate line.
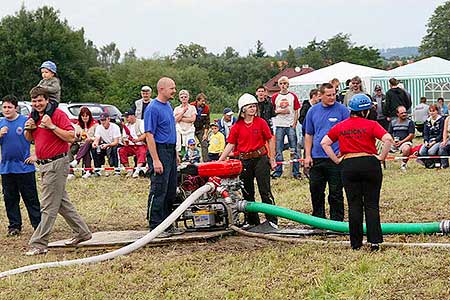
[236, 200, 247, 212]
[440, 220, 450, 234]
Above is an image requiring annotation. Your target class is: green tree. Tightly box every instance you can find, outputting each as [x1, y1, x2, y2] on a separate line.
[98, 42, 121, 70]
[286, 45, 297, 67]
[0, 5, 98, 101]
[420, 1, 450, 59]
[221, 46, 239, 59]
[251, 40, 267, 58]
[123, 48, 137, 62]
[173, 43, 207, 59]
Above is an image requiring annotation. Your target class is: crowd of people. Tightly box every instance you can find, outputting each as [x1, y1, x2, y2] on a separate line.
[1, 59, 449, 254]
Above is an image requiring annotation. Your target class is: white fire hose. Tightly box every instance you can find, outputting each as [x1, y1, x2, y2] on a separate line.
[0, 183, 215, 279]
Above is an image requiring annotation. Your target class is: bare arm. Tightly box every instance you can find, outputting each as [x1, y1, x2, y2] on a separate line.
[304, 134, 313, 168]
[218, 143, 235, 161]
[320, 135, 341, 164]
[378, 133, 394, 161]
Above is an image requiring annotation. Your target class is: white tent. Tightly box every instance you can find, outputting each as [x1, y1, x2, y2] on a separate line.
[289, 62, 387, 99]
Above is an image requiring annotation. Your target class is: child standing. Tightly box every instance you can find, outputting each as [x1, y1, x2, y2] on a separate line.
[207, 122, 225, 161]
[182, 139, 201, 163]
[27, 61, 61, 130]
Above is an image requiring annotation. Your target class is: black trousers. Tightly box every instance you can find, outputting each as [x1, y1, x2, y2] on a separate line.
[309, 158, 344, 221]
[241, 155, 277, 225]
[91, 145, 119, 168]
[2, 172, 41, 230]
[341, 156, 383, 248]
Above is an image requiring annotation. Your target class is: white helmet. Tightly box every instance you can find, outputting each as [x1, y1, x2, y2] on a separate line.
[238, 93, 258, 114]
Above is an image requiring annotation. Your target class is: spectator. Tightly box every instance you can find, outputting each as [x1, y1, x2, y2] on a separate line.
[191, 93, 210, 162]
[413, 97, 429, 134]
[299, 88, 320, 136]
[337, 79, 351, 104]
[321, 94, 393, 251]
[119, 110, 147, 178]
[330, 78, 340, 102]
[384, 78, 411, 120]
[388, 106, 415, 171]
[132, 85, 152, 120]
[419, 104, 444, 168]
[439, 114, 450, 168]
[173, 90, 196, 155]
[343, 76, 366, 106]
[437, 97, 448, 116]
[372, 85, 388, 130]
[304, 82, 349, 221]
[218, 108, 237, 139]
[207, 122, 225, 161]
[69, 107, 98, 179]
[271, 76, 301, 179]
[255, 85, 276, 132]
[182, 138, 200, 163]
[92, 112, 121, 176]
[0, 95, 41, 236]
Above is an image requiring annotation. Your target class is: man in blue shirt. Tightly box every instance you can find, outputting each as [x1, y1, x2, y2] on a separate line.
[304, 83, 349, 221]
[145, 77, 181, 238]
[0, 95, 41, 236]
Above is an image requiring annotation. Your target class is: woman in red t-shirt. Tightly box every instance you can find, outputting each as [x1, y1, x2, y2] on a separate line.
[321, 94, 393, 251]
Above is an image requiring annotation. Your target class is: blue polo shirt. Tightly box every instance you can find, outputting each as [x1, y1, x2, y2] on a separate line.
[0, 115, 35, 174]
[304, 101, 349, 158]
[144, 98, 176, 144]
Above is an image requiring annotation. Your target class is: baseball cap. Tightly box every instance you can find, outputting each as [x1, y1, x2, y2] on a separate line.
[223, 108, 234, 115]
[123, 109, 135, 117]
[99, 112, 110, 120]
[374, 85, 382, 91]
[210, 122, 219, 127]
[187, 138, 196, 145]
[141, 85, 152, 92]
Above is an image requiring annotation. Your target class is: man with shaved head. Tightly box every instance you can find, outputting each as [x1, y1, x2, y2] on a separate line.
[144, 77, 181, 237]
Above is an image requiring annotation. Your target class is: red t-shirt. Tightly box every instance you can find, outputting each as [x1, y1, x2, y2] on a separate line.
[227, 117, 272, 153]
[32, 109, 73, 159]
[326, 117, 387, 155]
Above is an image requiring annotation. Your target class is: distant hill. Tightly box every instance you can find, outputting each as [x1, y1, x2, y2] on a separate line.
[379, 47, 419, 59]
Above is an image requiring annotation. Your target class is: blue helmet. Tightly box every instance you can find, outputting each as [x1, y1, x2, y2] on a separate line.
[39, 61, 57, 74]
[349, 94, 372, 111]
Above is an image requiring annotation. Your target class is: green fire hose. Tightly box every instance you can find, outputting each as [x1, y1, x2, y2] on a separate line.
[239, 201, 449, 234]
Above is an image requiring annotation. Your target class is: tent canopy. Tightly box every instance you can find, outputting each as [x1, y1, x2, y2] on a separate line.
[289, 61, 387, 85]
[372, 56, 450, 79]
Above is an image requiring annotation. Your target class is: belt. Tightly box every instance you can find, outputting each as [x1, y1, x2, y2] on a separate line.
[239, 146, 267, 160]
[342, 152, 373, 160]
[37, 153, 67, 165]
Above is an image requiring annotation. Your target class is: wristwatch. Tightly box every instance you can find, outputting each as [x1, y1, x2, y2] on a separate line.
[49, 124, 57, 130]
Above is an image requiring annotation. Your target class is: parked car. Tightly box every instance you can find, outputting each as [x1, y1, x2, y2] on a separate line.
[0, 101, 32, 118]
[59, 103, 122, 125]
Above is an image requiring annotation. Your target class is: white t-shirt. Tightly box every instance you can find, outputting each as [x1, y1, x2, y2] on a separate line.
[95, 122, 121, 144]
[174, 104, 196, 134]
[272, 92, 301, 127]
[413, 103, 429, 123]
[123, 119, 145, 145]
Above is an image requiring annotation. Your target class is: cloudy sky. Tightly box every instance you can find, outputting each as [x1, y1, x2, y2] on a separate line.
[1, 0, 447, 58]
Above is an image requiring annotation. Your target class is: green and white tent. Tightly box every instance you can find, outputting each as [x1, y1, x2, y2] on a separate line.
[371, 56, 450, 108]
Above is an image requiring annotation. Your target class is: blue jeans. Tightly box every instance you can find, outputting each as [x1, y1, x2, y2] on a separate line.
[419, 143, 440, 167]
[273, 126, 300, 177]
[147, 143, 177, 230]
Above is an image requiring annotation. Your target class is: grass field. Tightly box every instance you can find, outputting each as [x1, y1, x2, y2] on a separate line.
[1, 158, 450, 299]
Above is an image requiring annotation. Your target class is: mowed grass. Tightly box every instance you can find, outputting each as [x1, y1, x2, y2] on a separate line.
[1, 160, 450, 299]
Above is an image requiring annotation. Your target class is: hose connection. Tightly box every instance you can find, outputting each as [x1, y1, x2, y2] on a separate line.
[236, 200, 247, 212]
[439, 220, 450, 233]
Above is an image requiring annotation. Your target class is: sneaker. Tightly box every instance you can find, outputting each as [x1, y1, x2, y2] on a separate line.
[114, 172, 121, 177]
[25, 247, 48, 256]
[400, 163, 407, 171]
[93, 171, 101, 177]
[167, 227, 185, 235]
[132, 169, 140, 178]
[156, 231, 173, 238]
[126, 170, 133, 177]
[64, 234, 92, 246]
[104, 172, 110, 177]
[7, 228, 21, 237]
[293, 175, 302, 180]
[67, 174, 76, 180]
[268, 221, 279, 230]
[82, 171, 91, 179]
[370, 244, 380, 252]
[69, 159, 78, 168]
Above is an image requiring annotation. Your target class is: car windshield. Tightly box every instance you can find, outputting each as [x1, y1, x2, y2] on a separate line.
[103, 105, 121, 116]
[68, 105, 104, 117]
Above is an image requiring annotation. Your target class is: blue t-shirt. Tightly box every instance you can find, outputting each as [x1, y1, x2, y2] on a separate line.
[304, 101, 350, 158]
[144, 99, 176, 144]
[0, 115, 35, 174]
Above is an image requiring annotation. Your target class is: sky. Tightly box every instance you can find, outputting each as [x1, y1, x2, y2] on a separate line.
[1, 0, 447, 58]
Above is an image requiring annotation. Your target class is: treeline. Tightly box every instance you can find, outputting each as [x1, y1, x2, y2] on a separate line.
[0, 5, 400, 113]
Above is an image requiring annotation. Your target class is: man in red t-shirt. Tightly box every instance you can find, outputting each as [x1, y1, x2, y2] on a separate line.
[219, 93, 278, 228]
[24, 86, 91, 256]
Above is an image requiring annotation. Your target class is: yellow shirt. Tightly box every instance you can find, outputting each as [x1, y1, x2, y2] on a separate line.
[208, 132, 225, 154]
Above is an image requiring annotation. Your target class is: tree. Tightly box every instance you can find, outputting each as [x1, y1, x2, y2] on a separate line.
[0, 5, 98, 101]
[286, 45, 297, 67]
[420, 1, 450, 59]
[251, 40, 267, 58]
[173, 43, 207, 59]
[98, 42, 121, 70]
[221, 46, 239, 59]
[123, 48, 137, 62]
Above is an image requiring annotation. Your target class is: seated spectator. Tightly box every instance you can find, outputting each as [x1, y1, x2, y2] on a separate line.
[419, 104, 444, 168]
[413, 97, 429, 134]
[92, 112, 121, 176]
[182, 138, 200, 163]
[69, 107, 98, 179]
[438, 97, 448, 116]
[119, 110, 147, 178]
[439, 115, 450, 168]
[388, 106, 415, 171]
[218, 108, 237, 140]
[207, 122, 225, 161]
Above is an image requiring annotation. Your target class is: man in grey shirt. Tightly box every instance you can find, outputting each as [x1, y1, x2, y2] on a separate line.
[413, 97, 429, 135]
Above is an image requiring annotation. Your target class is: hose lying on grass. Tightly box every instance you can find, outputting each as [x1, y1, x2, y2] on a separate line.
[0, 183, 215, 279]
